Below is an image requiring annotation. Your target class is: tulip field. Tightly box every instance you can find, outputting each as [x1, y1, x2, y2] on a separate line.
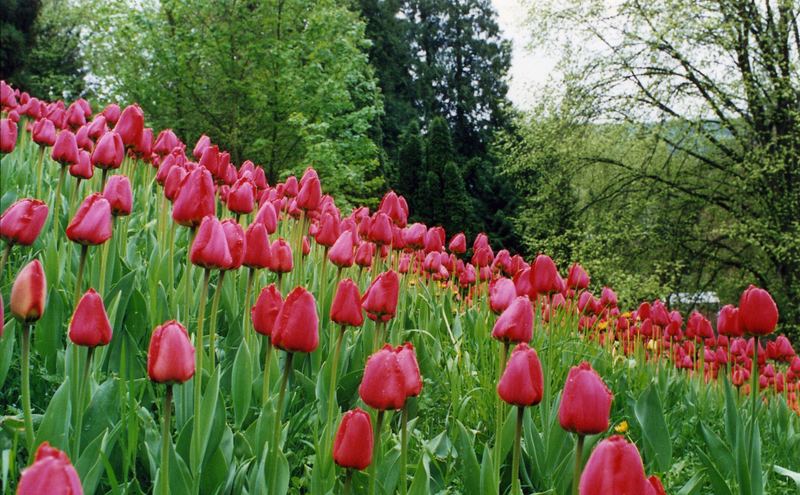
[2, 81, 800, 495]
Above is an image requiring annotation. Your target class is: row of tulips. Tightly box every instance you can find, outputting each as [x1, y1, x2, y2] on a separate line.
[1, 78, 797, 494]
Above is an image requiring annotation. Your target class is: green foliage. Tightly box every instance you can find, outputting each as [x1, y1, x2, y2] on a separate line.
[83, 0, 384, 208]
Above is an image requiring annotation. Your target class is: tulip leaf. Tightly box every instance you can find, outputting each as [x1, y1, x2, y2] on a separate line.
[774, 465, 800, 489]
[696, 448, 733, 495]
[34, 377, 71, 451]
[634, 383, 672, 472]
[676, 472, 705, 495]
[232, 340, 253, 429]
[190, 367, 219, 470]
[408, 453, 431, 495]
[479, 444, 497, 495]
[454, 420, 481, 495]
[0, 322, 16, 389]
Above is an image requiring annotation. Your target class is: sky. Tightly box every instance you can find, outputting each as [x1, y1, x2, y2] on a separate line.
[491, 0, 557, 110]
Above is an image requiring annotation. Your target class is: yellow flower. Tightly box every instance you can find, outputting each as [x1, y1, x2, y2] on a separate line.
[614, 420, 629, 433]
[597, 321, 609, 331]
[621, 311, 632, 319]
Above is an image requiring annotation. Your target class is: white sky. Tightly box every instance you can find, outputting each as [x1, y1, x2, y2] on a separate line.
[492, 0, 556, 110]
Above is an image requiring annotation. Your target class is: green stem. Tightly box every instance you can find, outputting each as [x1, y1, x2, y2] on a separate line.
[74, 244, 89, 306]
[243, 268, 256, 348]
[191, 269, 211, 481]
[270, 352, 294, 494]
[512, 406, 524, 495]
[0, 242, 12, 281]
[161, 384, 173, 495]
[343, 469, 353, 495]
[53, 165, 68, 237]
[750, 335, 759, 430]
[368, 410, 385, 495]
[326, 326, 346, 440]
[73, 346, 95, 459]
[21, 323, 34, 460]
[494, 341, 510, 478]
[100, 168, 109, 190]
[98, 220, 112, 297]
[261, 339, 274, 410]
[208, 270, 226, 370]
[69, 178, 81, 218]
[572, 434, 584, 495]
[400, 405, 409, 495]
[35, 146, 45, 199]
[183, 227, 197, 323]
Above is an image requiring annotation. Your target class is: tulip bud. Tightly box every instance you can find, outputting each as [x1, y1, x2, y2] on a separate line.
[242, 222, 271, 269]
[397, 342, 423, 397]
[147, 320, 195, 383]
[359, 345, 407, 410]
[355, 241, 375, 269]
[492, 296, 533, 343]
[296, 170, 321, 210]
[17, 442, 83, 495]
[10, 260, 47, 322]
[193, 134, 211, 160]
[115, 104, 144, 147]
[403, 223, 426, 249]
[448, 232, 466, 254]
[333, 407, 374, 470]
[254, 200, 278, 234]
[172, 167, 216, 227]
[315, 212, 340, 247]
[579, 435, 651, 495]
[190, 216, 233, 269]
[270, 286, 319, 353]
[600, 287, 618, 308]
[103, 175, 133, 217]
[252, 284, 283, 337]
[738, 285, 779, 336]
[567, 263, 590, 290]
[531, 254, 560, 296]
[0, 118, 18, 153]
[32, 118, 56, 146]
[0, 199, 49, 246]
[69, 288, 112, 347]
[362, 270, 400, 322]
[153, 129, 180, 156]
[268, 238, 293, 274]
[69, 150, 93, 180]
[221, 218, 245, 270]
[489, 277, 517, 314]
[102, 104, 121, 125]
[51, 130, 79, 165]
[331, 278, 364, 327]
[558, 362, 613, 435]
[497, 343, 544, 406]
[91, 131, 124, 170]
[227, 177, 255, 214]
[66, 193, 113, 245]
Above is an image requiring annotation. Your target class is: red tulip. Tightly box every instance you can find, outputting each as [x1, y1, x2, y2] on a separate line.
[10, 259, 47, 322]
[0, 118, 17, 153]
[355, 241, 375, 269]
[147, 320, 195, 383]
[32, 118, 56, 146]
[362, 270, 400, 322]
[448, 233, 466, 254]
[87, 115, 108, 140]
[403, 223, 426, 249]
[190, 216, 233, 269]
[102, 104, 121, 125]
[193, 134, 211, 160]
[558, 362, 613, 435]
[369, 212, 393, 246]
[331, 278, 364, 327]
[397, 342, 423, 397]
[489, 278, 517, 314]
[579, 435, 651, 495]
[51, 130, 79, 165]
[69, 150, 93, 179]
[531, 254, 560, 295]
[492, 296, 533, 343]
[251, 284, 283, 337]
[600, 287, 618, 308]
[115, 104, 144, 147]
[359, 345, 407, 410]
[254, 200, 278, 234]
[497, 343, 544, 406]
[227, 177, 255, 214]
[133, 127, 153, 160]
[153, 129, 180, 156]
[648, 475, 666, 495]
[103, 175, 133, 217]
[270, 286, 319, 353]
[567, 263, 590, 290]
[172, 166, 216, 227]
[220, 219, 245, 270]
[242, 222, 271, 269]
[378, 191, 407, 227]
[738, 285, 778, 336]
[17, 442, 83, 495]
[717, 305, 742, 337]
[333, 408, 374, 470]
[66, 193, 113, 245]
[315, 212, 340, 247]
[164, 166, 188, 202]
[0, 199, 49, 246]
[198, 145, 220, 178]
[68, 288, 112, 347]
[65, 102, 86, 129]
[268, 238, 293, 274]
[296, 169, 321, 210]
[91, 131, 124, 170]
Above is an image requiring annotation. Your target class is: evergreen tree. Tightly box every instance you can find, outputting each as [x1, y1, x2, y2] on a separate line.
[441, 160, 472, 237]
[424, 117, 454, 178]
[396, 121, 423, 211]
